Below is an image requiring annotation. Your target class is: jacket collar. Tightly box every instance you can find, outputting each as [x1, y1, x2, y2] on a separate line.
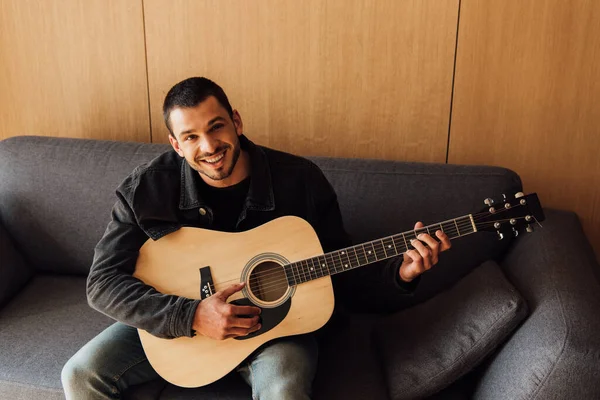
[178, 134, 275, 212]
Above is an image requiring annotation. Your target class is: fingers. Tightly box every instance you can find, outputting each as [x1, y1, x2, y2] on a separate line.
[416, 233, 440, 265]
[409, 239, 432, 270]
[229, 314, 261, 329]
[229, 304, 261, 317]
[435, 230, 452, 251]
[217, 282, 246, 300]
[224, 323, 262, 339]
[405, 221, 453, 272]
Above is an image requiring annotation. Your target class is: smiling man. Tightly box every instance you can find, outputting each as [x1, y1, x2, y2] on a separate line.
[167, 96, 249, 187]
[61, 77, 450, 399]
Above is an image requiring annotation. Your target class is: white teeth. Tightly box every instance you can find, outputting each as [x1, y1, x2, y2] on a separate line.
[204, 153, 225, 163]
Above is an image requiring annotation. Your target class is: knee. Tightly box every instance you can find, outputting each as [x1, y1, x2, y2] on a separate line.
[61, 354, 90, 392]
[61, 352, 109, 398]
[258, 379, 311, 400]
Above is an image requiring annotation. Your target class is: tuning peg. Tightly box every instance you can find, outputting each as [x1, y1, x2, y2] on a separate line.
[515, 192, 525, 198]
[497, 230, 504, 240]
[512, 227, 519, 237]
[484, 198, 494, 206]
[526, 224, 533, 233]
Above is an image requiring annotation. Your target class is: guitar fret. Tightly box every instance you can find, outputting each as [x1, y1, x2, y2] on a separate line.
[401, 233, 409, 252]
[364, 243, 377, 263]
[320, 255, 331, 275]
[305, 260, 319, 279]
[291, 262, 300, 284]
[316, 257, 326, 277]
[350, 246, 361, 268]
[297, 260, 306, 282]
[373, 240, 385, 259]
[454, 219, 461, 236]
[382, 237, 397, 258]
[340, 249, 351, 270]
[357, 244, 368, 265]
[304, 260, 312, 282]
[284, 264, 296, 286]
[309, 257, 319, 278]
[326, 252, 339, 274]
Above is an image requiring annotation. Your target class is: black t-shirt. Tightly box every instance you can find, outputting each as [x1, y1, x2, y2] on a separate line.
[200, 177, 251, 232]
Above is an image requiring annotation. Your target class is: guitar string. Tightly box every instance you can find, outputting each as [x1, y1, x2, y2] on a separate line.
[210, 204, 530, 289]
[218, 222, 524, 299]
[212, 221, 474, 291]
[210, 215, 532, 297]
[209, 205, 532, 292]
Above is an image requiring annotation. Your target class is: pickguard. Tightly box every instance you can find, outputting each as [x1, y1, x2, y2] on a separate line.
[230, 297, 291, 340]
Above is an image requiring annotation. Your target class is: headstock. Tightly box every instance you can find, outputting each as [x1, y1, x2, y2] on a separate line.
[474, 192, 545, 239]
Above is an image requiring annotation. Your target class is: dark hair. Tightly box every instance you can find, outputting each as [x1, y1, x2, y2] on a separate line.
[163, 77, 234, 136]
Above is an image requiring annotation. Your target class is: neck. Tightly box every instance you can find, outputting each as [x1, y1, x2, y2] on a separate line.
[284, 214, 477, 286]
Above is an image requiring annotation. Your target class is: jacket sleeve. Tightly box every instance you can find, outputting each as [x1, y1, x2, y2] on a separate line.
[87, 183, 200, 339]
[306, 162, 418, 314]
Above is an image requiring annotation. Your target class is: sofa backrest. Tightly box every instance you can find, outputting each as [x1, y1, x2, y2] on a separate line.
[0, 136, 169, 275]
[314, 156, 523, 305]
[0, 136, 522, 304]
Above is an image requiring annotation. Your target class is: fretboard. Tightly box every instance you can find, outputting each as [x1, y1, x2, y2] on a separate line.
[284, 215, 476, 286]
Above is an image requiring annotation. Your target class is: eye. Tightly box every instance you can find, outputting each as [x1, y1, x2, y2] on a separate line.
[184, 134, 197, 141]
[209, 123, 224, 133]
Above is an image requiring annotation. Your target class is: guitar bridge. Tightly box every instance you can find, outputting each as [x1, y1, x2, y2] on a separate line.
[199, 266, 215, 299]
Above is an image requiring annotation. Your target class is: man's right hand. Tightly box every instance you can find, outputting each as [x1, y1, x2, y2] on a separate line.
[192, 282, 261, 340]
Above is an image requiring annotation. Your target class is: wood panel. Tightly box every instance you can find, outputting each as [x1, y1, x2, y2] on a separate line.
[449, 0, 600, 257]
[144, 0, 458, 162]
[0, 0, 150, 141]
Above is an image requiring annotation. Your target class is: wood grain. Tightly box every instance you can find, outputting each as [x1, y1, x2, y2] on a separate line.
[449, 0, 600, 257]
[144, 0, 459, 162]
[0, 0, 150, 141]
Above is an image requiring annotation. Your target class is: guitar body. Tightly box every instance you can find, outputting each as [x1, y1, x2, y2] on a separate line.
[133, 216, 333, 388]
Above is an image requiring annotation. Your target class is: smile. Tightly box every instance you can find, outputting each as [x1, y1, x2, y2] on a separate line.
[202, 152, 225, 164]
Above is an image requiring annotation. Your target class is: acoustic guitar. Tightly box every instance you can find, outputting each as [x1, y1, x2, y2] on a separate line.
[133, 192, 544, 387]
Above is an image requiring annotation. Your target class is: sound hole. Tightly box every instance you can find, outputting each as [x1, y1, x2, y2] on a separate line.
[248, 261, 288, 302]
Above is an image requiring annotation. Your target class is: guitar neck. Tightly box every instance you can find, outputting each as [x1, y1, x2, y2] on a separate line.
[284, 214, 477, 286]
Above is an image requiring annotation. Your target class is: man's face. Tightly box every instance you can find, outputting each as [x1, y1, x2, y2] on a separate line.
[168, 96, 248, 187]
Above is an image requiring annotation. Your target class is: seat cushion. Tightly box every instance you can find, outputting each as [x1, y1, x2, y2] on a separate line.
[0, 275, 114, 400]
[373, 260, 528, 400]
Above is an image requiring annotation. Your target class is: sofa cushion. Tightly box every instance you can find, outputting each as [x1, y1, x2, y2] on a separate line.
[0, 136, 170, 275]
[0, 275, 114, 400]
[373, 260, 528, 400]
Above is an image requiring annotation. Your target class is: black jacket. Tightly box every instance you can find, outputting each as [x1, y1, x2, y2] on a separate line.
[87, 135, 415, 339]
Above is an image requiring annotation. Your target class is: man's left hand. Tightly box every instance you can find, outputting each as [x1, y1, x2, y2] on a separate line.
[399, 221, 451, 282]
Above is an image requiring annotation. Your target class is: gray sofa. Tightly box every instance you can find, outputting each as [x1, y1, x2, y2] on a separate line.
[1, 136, 599, 400]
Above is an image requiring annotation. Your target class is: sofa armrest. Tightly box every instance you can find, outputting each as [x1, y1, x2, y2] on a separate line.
[474, 209, 600, 399]
[0, 219, 32, 307]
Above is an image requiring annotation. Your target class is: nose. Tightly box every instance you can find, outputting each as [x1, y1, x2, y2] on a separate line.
[198, 134, 219, 155]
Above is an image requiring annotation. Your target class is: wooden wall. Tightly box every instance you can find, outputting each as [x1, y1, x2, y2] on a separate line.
[143, 0, 458, 162]
[0, 0, 150, 141]
[450, 0, 600, 259]
[0, 0, 598, 258]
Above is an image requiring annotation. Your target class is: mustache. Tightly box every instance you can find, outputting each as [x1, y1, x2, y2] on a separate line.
[194, 144, 230, 162]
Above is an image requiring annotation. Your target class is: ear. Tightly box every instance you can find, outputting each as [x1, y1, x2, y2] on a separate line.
[232, 110, 244, 136]
[168, 134, 185, 157]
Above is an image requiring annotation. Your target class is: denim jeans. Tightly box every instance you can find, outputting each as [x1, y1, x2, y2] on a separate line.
[62, 322, 318, 400]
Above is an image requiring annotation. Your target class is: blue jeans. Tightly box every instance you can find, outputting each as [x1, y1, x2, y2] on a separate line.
[62, 322, 318, 400]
